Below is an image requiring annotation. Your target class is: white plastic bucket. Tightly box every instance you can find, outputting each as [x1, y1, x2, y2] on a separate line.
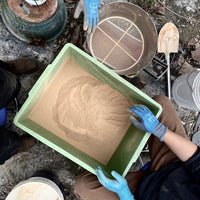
[172, 71, 200, 111]
[6, 177, 64, 200]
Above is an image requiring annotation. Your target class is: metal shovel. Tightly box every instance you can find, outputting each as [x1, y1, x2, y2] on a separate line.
[158, 22, 179, 99]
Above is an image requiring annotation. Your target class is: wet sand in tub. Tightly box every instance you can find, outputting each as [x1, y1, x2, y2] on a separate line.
[28, 58, 132, 164]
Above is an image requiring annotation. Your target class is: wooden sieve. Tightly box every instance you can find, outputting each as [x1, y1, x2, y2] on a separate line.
[87, 2, 157, 76]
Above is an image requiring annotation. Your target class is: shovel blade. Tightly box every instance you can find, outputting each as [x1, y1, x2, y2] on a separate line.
[158, 22, 179, 54]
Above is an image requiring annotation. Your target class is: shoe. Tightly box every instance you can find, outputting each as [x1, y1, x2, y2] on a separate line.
[0, 127, 36, 165]
[0, 126, 19, 165]
[13, 134, 36, 155]
[0, 67, 21, 110]
[5, 58, 38, 74]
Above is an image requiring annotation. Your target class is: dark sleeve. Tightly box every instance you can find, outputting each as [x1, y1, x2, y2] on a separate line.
[183, 146, 200, 178]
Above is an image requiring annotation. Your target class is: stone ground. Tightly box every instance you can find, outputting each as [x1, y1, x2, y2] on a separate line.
[0, 0, 200, 199]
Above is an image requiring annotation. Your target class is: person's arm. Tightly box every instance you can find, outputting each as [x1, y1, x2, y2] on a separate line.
[129, 104, 197, 162]
[163, 129, 197, 162]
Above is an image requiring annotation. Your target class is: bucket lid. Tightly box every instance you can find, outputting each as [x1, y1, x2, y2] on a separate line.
[6, 177, 64, 200]
[192, 131, 200, 145]
[192, 71, 200, 110]
[172, 71, 200, 111]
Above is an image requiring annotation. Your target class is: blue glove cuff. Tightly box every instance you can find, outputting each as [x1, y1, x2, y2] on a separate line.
[118, 192, 134, 200]
[153, 123, 168, 141]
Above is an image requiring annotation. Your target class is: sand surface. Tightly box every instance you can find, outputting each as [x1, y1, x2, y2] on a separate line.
[29, 59, 131, 164]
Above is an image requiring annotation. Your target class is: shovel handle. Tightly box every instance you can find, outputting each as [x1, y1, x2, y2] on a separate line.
[166, 54, 171, 99]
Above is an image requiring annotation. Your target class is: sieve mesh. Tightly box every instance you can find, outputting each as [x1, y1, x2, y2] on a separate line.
[90, 17, 144, 71]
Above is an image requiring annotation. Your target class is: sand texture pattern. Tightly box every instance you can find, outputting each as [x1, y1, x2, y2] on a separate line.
[29, 59, 132, 164]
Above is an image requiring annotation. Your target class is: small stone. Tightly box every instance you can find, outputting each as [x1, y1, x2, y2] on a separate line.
[178, 57, 185, 67]
[188, 37, 197, 46]
[181, 121, 186, 125]
[191, 47, 200, 63]
[195, 42, 200, 49]
[155, 0, 166, 15]
[179, 61, 196, 75]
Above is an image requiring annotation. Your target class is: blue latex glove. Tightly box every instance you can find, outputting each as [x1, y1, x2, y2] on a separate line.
[84, 0, 100, 29]
[96, 167, 134, 200]
[129, 105, 167, 141]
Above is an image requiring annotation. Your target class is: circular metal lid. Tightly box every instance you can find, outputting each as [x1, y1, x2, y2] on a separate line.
[8, 0, 58, 23]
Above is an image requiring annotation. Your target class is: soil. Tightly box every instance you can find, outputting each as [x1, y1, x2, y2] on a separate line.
[28, 58, 131, 165]
[0, 0, 200, 199]
[132, 0, 200, 45]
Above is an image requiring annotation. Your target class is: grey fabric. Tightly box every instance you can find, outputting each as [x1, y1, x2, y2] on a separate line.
[154, 123, 168, 141]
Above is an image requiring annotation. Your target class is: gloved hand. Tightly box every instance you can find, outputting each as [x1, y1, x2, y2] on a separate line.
[129, 105, 167, 141]
[74, 0, 88, 31]
[74, 0, 100, 31]
[85, 0, 100, 29]
[96, 167, 134, 200]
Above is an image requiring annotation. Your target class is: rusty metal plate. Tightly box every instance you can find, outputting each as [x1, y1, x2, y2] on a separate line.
[8, 0, 58, 23]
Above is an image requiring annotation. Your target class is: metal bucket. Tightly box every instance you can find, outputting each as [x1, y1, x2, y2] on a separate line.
[0, 0, 67, 42]
[87, 2, 157, 76]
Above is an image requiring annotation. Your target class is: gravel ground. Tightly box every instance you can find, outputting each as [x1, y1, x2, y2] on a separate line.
[0, 0, 200, 199]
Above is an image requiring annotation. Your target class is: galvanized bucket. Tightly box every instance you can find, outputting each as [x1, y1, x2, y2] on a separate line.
[0, 0, 67, 42]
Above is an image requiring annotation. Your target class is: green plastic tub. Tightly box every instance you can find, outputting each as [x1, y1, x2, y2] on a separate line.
[14, 43, 162, 177]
